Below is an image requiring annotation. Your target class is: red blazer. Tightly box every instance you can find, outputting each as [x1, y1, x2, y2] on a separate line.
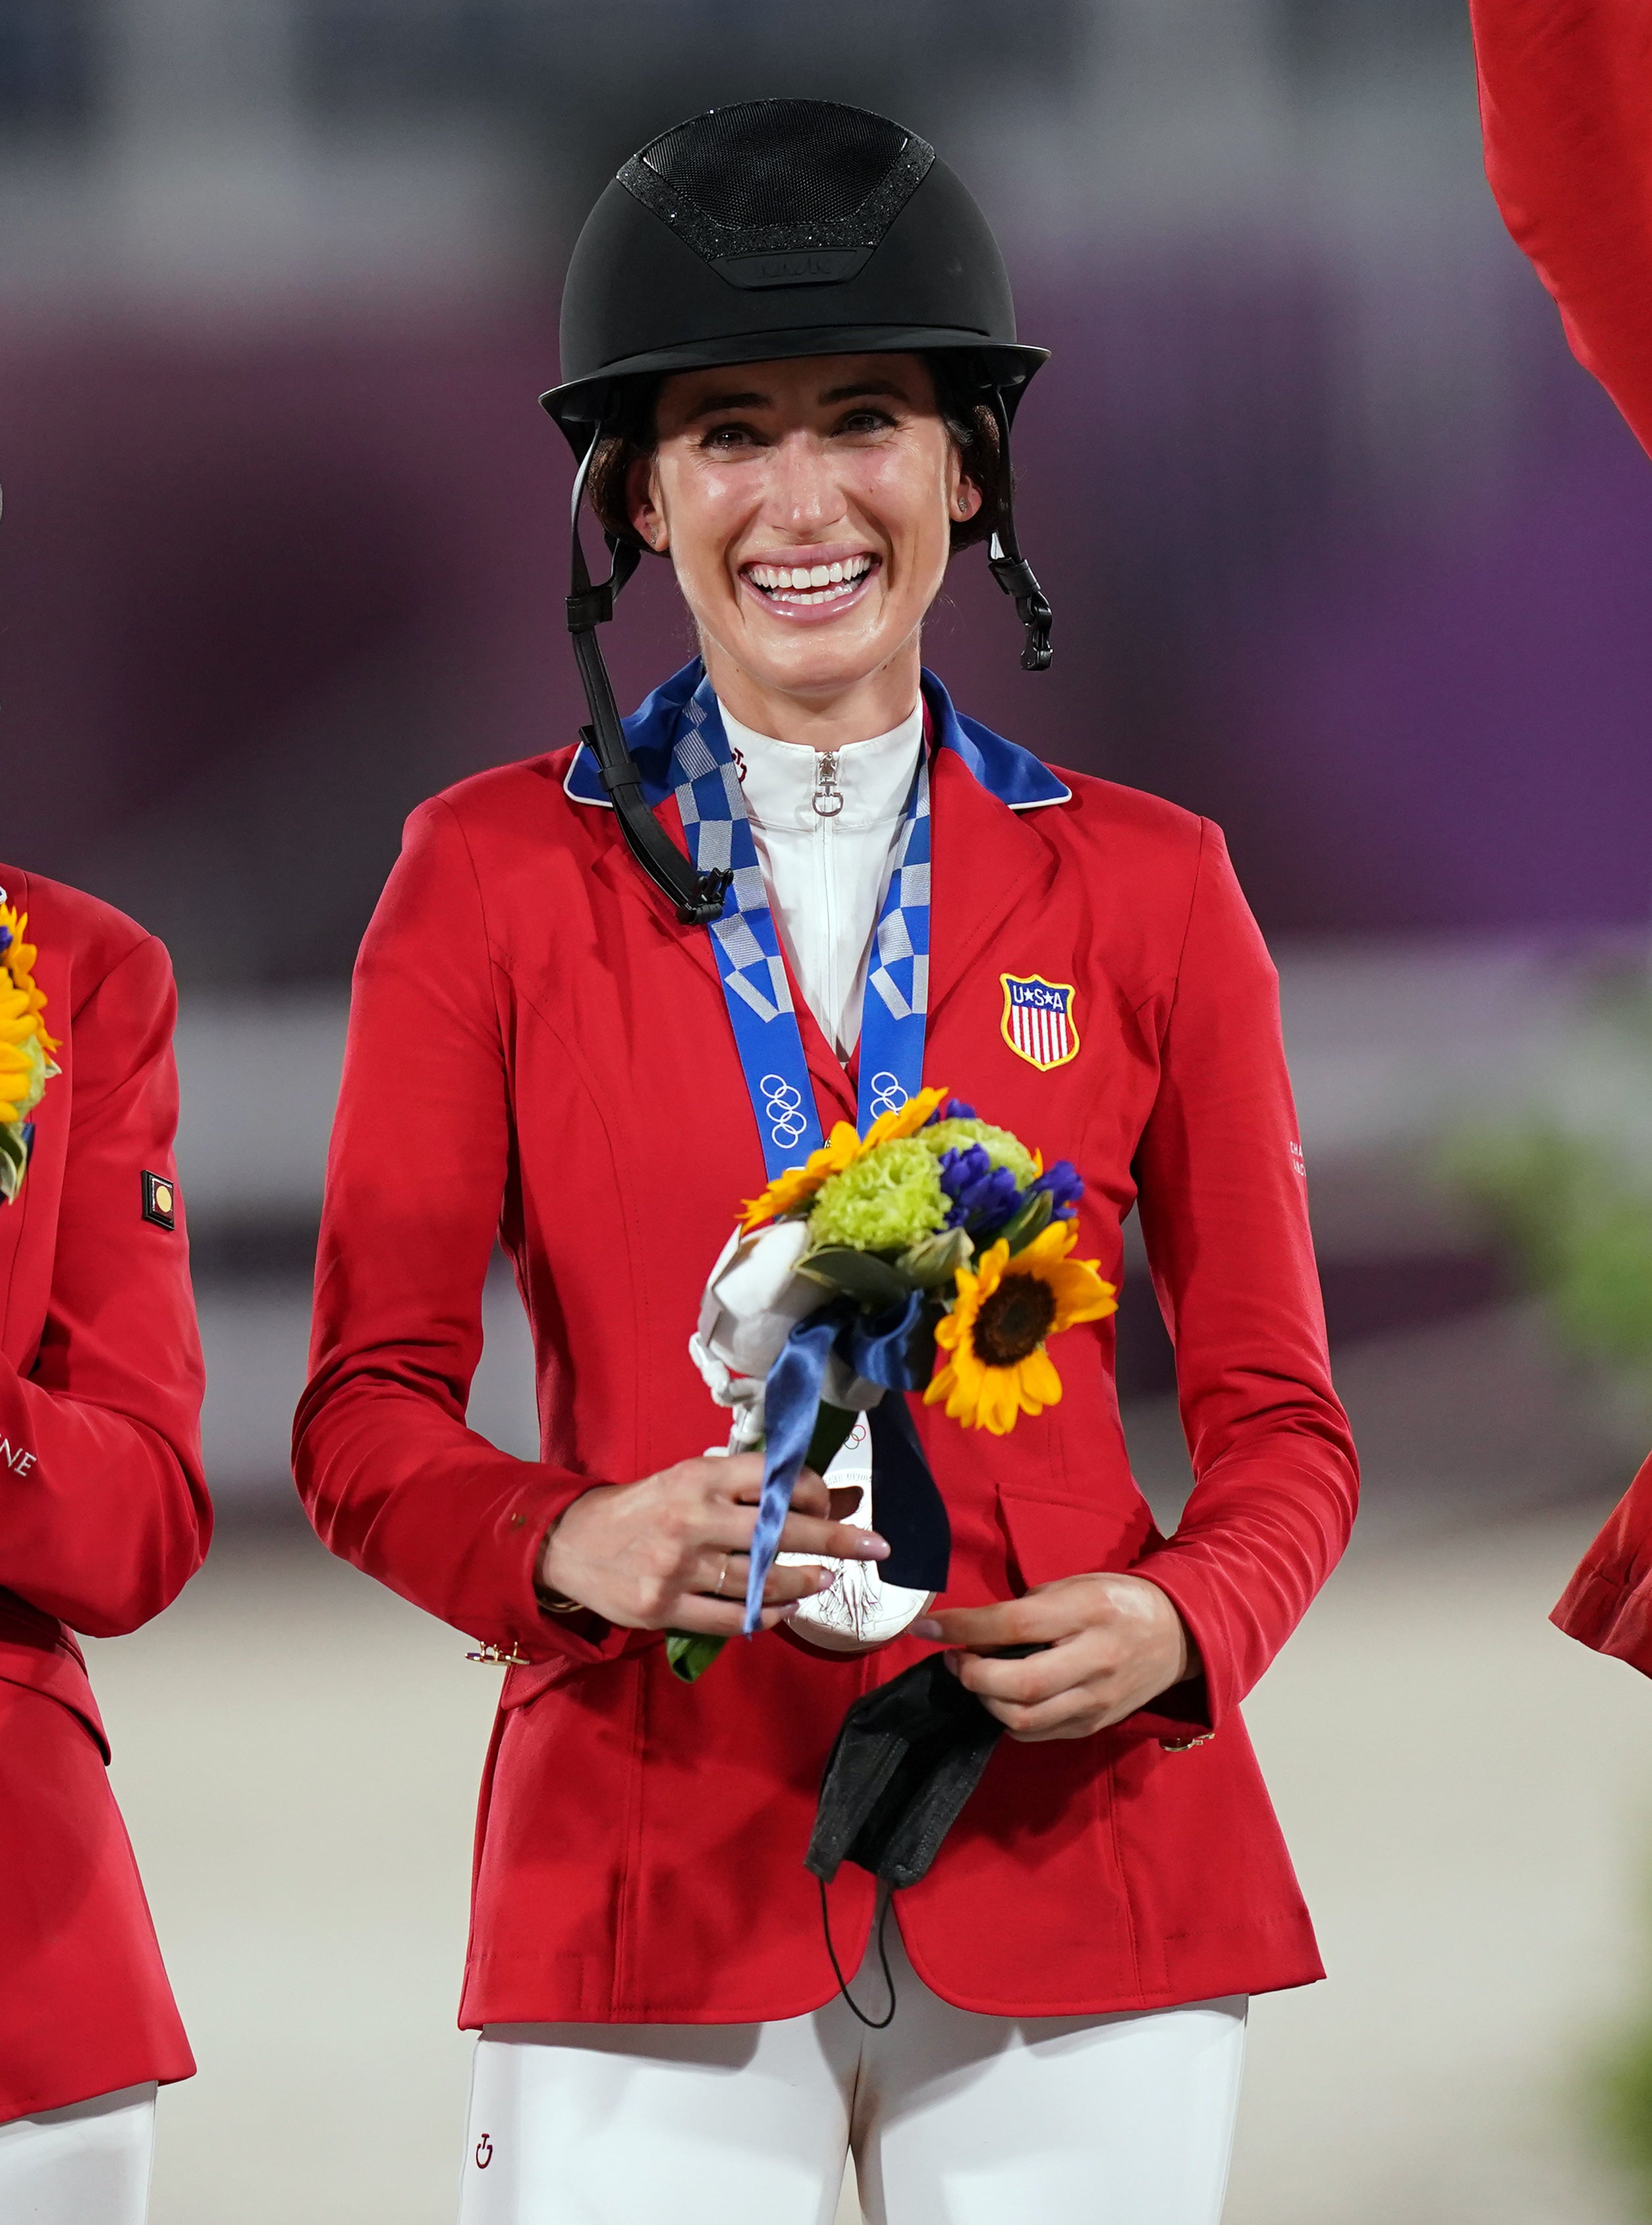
[1553, 1456, 1652, 1672]
[0, 866, 209, 2121]
[1472, 0, 1652, 457]
[296, 699, 1358, 2023]
[1473, 1, 1652, 1659]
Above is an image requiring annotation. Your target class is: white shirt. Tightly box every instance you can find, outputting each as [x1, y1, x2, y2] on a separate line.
[718, 698, 924, 1060]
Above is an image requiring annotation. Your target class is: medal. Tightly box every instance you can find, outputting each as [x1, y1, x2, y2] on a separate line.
[779, 1412, 936, 1651]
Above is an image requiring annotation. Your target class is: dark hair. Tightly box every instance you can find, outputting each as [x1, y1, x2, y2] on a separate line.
[584, 352, 1008, 557]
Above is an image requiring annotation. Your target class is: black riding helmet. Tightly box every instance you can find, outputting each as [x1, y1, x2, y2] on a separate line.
[544, 99, 1053, 923]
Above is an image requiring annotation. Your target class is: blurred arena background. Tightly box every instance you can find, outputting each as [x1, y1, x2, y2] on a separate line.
[7, 2, 1652, 2218]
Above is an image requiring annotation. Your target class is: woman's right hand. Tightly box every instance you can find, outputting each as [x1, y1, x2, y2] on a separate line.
[537, 1454, 887, 1634]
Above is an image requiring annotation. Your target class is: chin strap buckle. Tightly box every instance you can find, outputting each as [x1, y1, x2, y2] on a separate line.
[675, 867, 734, 925]
[987, 540, 1053, 673]
[566, 581, 617, 630]
[981, 383, 1053, 674]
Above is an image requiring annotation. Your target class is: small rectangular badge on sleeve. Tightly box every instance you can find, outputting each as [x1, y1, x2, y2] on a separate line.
[142, 1171, 177, 1231]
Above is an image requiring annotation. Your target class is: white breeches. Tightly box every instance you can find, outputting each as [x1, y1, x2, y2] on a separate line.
[458, 1918, 1246, 2225]
[0, 2082, 156, 2225]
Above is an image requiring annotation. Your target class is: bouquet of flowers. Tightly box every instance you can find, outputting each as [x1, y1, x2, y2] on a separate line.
[0, 904, 59, 1207]
[680, 1087, 1115, 1681]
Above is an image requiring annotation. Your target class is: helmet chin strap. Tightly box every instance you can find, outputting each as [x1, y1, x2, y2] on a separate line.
[566, 429, 734, 925]
[982, 385, 1053, 674]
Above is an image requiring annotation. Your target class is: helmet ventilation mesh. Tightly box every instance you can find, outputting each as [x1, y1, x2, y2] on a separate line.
[619, 99, 935, 262]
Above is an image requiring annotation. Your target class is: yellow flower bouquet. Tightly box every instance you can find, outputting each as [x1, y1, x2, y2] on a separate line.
[0, 904, 59, 1206]
[678, 1091, 1115, 1680]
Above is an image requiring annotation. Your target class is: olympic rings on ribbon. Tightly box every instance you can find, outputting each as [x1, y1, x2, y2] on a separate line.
[760, 1074, 810, 1149]
[867, 1071, 908, 1118]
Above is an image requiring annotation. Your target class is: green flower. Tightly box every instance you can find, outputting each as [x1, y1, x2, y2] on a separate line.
[808, 1138, 948, 1255]
[919, 1117, 1038, 1190]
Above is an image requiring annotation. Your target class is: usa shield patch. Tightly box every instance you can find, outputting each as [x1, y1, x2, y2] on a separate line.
[1001, 973, 1079, 1070]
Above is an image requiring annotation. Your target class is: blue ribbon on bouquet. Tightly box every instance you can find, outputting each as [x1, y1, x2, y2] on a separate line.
[742, 1296, 952, 1635]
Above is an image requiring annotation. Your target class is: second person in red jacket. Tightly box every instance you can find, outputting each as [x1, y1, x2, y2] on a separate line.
[1471, 0, 1652, 1668]
[0, 869, 209, 2224]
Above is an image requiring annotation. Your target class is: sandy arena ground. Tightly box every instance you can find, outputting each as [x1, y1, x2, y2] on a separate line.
[88, 1498, 1651, 2225]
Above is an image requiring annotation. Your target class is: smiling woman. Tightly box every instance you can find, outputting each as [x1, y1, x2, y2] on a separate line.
[615, 352, 981, 745]
[293, 95, 1357, 2225]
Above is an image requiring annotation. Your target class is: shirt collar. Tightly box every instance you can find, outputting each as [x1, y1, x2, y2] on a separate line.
[721, 698, 924, 831]
[562, 659, 1072, 815]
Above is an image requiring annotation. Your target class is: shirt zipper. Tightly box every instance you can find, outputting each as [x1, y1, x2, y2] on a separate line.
[812, 752, 844, 818]
[812, 752, 844, 1052]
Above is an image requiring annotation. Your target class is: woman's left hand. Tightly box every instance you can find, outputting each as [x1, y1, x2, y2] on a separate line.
[913, 1574, 1200, 1742]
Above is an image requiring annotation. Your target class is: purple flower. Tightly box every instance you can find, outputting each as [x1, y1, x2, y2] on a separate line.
[1032, 1159, 1084, 1219]
[939, 1144, 1023, 1235]
[925, 1096, 977, 1125]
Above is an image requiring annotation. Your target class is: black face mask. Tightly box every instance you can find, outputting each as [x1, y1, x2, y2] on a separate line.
[804, 1646, 1044, 2026]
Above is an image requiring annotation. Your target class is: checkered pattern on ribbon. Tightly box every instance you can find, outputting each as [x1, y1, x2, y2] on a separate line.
[672, 689, 797, 1030]
[864, 765, 930, 1026]
[670, 675, 933, 1161]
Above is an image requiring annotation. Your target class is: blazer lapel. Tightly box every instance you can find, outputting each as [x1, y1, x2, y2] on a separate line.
[925, 747, 1060, 1031]
[588, 789, 723, 999]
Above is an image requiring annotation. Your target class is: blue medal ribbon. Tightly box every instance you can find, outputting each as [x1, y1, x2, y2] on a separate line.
[670, 673, 931, 1172]
[665, 673, 944, 1633]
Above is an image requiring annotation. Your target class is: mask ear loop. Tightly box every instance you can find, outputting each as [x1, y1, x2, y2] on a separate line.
[981, 384, 1053, 674]
[817, 1875, 898, 2030]
[566, 422, 733, 925]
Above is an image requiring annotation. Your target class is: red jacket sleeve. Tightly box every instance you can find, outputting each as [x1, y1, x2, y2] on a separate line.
[1472, 0, 1652, 456]
[292, 798, 626, 1665]
[1552, 1452, 1652, 1671]
[0, 935, 209, 1636]
[1130, 823, 1358, 1730]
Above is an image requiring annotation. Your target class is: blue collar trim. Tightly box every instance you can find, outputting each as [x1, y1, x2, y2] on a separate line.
[562, 659, 1071, 815]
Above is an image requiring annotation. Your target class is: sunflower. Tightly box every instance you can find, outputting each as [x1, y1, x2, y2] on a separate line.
[0, 1043, 34, 1128]
[859, 1084, 951, 1153]
[740, 1121, 862, 1230]
[739, 1084, 951, 1230]
[0, 1039, 42, 1127]
[925, 1219, 1116, 1435]
[0, 908, 58, 1053]
[0, 906, 60, 1132]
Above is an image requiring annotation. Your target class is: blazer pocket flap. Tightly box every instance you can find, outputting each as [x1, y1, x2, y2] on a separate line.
[999, 1492, 1153, 1592]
